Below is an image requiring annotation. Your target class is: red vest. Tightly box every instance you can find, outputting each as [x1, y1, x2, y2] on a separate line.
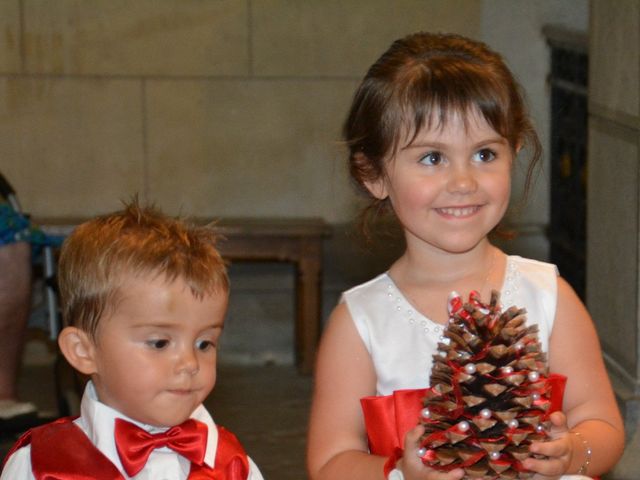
[3, 417, 250, 480]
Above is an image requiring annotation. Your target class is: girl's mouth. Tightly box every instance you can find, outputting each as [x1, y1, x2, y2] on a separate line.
[435, 206, 480, 218]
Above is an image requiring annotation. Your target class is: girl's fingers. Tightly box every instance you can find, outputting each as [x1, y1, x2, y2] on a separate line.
[402, 424, 426, 470]
[526, 431, 572, 477]
[529, 437, 568, 457]
[404, 424, 426, 447]
[398, 459, 464, 480]
[401, 425, 465, 479]
[522, 456, 565, 478]
[427, 469, 465, 480]
[442, 469, 466, 479]
[548, 411, 569, 437]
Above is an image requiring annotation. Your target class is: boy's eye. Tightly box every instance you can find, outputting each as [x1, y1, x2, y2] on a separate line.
[147, 339, 170, 350]
[473, 148, 496, 163]
[418, 151, 443, 166]
[196, 340, 215, 352]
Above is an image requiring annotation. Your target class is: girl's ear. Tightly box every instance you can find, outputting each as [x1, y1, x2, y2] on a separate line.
[364, 176, 389, 200]
[353, 152, 389, 200]
[515, 140, 523, 155]
[58, 326, 98, 375]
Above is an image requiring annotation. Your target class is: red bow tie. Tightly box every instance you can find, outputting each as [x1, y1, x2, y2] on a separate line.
[114, 418, 208, 477]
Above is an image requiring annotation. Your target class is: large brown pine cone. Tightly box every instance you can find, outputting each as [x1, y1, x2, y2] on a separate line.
[419, 291, 555, 480]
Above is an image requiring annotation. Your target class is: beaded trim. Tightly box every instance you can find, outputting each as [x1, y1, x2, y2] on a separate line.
[570, 430, 592, 475]
[385, 278, 443, 337]
[384, 257, 517, 340]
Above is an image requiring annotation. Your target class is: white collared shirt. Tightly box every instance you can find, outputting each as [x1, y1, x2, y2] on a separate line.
[1, 382, 264, 480]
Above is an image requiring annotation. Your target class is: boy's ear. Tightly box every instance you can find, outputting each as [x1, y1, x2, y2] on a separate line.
[353, 152, 389, 200]
[58, 326, 97, 375]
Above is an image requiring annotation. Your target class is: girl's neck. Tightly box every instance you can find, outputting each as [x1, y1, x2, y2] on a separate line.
[387, 240, 503, 324]
[392, 239, 496, 286]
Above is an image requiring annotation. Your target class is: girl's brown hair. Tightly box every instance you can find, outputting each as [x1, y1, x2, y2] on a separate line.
[344, 32, 541, 224]
[57, 201, 229, 339]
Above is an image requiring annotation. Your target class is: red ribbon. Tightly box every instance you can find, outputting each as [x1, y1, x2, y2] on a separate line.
[361, 388, 427, 457]
[115, 418, 208, 477]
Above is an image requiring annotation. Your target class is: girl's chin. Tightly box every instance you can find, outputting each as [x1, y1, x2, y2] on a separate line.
[435, 238, 490, 255]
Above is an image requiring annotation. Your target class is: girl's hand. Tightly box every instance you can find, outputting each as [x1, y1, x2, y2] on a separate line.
[397, 425, 465, 480]
[523, 411, 575, 479]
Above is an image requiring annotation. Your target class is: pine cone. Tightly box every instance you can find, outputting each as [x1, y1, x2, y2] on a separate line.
[419, 290, 554, 480]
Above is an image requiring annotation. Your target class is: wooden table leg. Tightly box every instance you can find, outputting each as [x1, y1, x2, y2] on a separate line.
[295, 240, 322, 374]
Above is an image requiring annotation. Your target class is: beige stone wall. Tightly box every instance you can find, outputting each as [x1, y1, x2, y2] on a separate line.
[589, 0, 640, 396]
[588, 1, 640, 476]
[4, 1, 592, 368]
[0, 0, 481, 222]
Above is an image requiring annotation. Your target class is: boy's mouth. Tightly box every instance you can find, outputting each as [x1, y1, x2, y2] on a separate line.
[167, 388, 196, 395]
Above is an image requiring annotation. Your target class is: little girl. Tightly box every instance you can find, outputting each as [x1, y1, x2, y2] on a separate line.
[307, 32, 624, 480]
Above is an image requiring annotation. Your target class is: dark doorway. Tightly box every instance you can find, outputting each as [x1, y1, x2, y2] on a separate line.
[546, 28, 588, 300]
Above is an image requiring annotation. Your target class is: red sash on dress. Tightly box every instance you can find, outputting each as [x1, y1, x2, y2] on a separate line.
[361, 373, 567, 457]
[3, 417, 250, 480]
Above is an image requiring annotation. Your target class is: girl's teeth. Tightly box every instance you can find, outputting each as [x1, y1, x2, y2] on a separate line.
[439, 207, 477, 217]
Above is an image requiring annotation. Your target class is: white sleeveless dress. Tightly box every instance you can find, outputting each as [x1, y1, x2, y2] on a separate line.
[343, 256, 592, 480]
[342, 255, 558, 397]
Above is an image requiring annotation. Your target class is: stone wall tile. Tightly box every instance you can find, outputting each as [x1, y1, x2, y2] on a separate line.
[0, 77, 145, 217]
[145, 78, 359, 222]
[0, 1, 21, 73]
[587, 121, 638, 376]
[23, 0, 248, 76]
[590, 0, 639, 119]
[252, 0, 481, 77]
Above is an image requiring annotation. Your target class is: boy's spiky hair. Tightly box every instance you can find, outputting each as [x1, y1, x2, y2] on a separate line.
[58, 200, 228, 338]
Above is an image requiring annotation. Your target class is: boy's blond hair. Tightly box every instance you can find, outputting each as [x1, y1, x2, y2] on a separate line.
[58, 201, 229, 338]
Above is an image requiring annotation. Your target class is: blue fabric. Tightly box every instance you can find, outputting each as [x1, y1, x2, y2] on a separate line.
[0, 203, 63, 250]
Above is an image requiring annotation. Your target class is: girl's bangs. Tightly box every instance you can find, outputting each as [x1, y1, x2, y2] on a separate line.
[390, 66, 512, 152]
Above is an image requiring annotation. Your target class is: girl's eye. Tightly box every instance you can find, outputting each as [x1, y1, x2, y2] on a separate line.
[473, 148, 496, 163]
[196, 340, 215, 352]
[147, 339, 170, 350]
[418, 151, 443, 166]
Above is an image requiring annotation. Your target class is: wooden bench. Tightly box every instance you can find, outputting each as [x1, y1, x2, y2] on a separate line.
[211, 218, 331, 373]
[40, 217, 331, 374]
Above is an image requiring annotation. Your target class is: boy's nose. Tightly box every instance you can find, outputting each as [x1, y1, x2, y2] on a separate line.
[446, 164, 478, 194]
[176, 348, 199, 375]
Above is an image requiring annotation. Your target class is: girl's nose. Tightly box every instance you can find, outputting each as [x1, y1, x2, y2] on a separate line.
[447, 163, 478, 194]
[176, 347, 199, 376]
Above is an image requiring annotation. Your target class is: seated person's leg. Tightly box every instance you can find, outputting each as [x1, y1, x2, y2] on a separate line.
[0, 241, 36, 421]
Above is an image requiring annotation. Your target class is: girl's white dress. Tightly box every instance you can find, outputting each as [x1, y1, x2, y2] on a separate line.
[342, 255, 591, 480]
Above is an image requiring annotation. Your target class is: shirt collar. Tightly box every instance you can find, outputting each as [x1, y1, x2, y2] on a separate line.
[77, 381, 218, 471]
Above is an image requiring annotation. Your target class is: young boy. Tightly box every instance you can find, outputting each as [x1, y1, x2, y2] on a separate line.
[1, 202, 264, 480]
